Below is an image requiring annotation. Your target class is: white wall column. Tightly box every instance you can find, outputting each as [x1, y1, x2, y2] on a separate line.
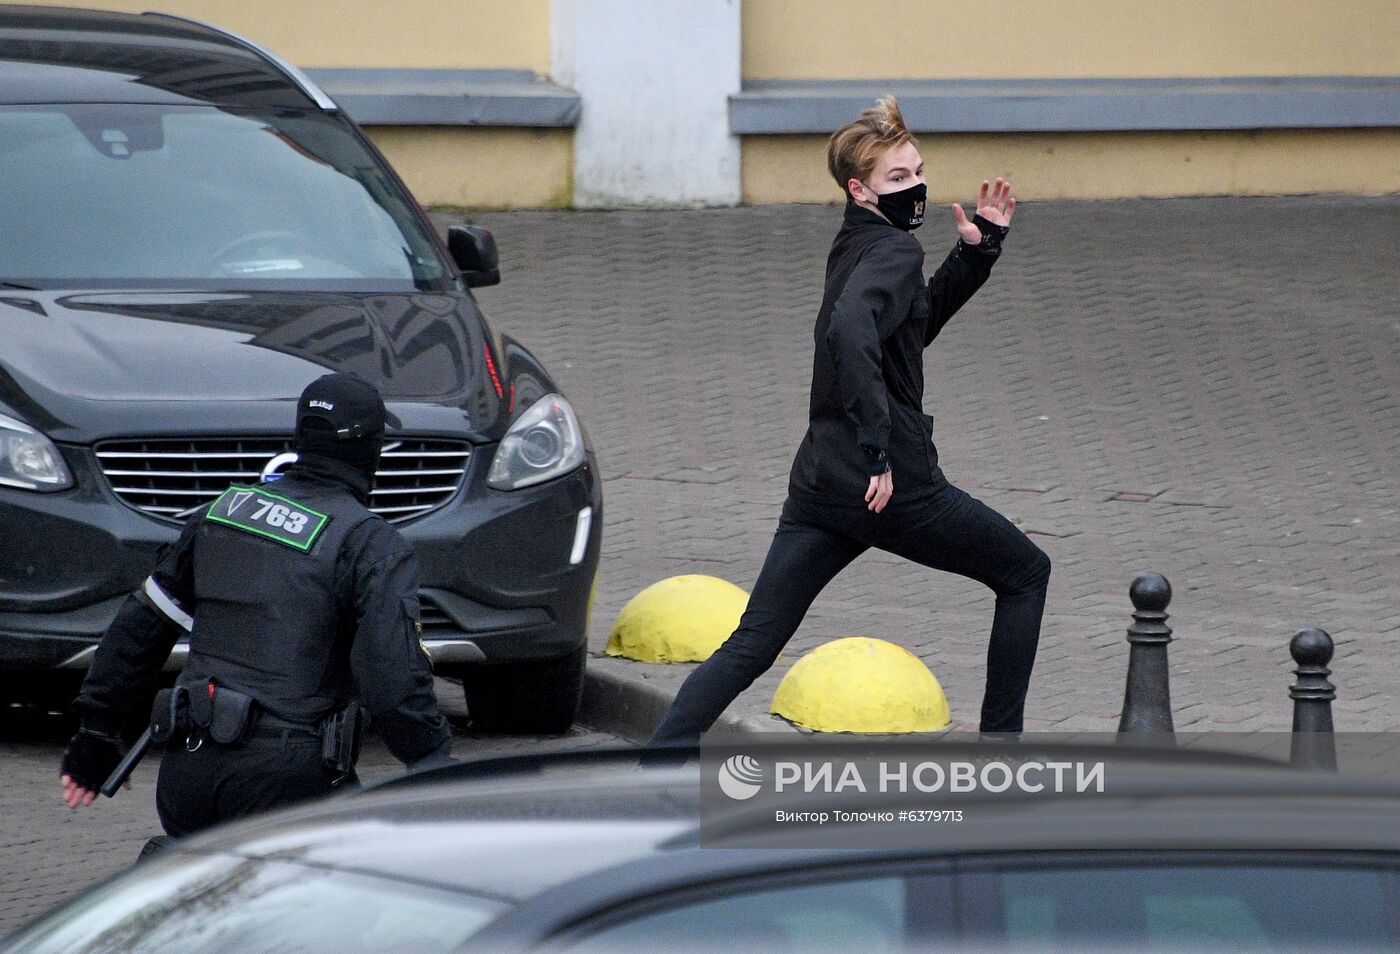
[551, 0, 741, 207]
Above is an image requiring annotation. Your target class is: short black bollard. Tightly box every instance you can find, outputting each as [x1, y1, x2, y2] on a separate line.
[1118, 573, 1175, 735]
[1289, 627, 1337, 772]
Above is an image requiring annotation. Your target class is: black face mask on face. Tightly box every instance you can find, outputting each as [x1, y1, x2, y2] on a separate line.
[863, 180, 927, 231]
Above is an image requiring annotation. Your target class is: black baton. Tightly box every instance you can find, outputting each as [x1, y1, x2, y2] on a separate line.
[100, 727, 153, 798]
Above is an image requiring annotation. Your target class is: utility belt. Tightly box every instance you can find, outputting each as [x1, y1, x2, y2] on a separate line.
[150, 683, 364, 780]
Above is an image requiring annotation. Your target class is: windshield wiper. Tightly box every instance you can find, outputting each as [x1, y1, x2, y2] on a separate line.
[1, 281, 40, 291]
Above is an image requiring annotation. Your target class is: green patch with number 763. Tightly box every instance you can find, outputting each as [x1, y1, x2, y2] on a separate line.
[206, 485, 330, 552]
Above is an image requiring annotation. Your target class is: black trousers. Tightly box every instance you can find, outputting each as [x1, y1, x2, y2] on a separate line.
[648, 484, 1051, 746]
[156, 733, 350, 838]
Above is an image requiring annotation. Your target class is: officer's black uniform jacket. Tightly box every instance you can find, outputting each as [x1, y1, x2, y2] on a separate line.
[788, 200, 1006, 507]
[76, 456, 451, 767]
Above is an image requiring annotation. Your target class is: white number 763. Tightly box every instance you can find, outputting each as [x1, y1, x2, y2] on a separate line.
[253, 498, 309, 534]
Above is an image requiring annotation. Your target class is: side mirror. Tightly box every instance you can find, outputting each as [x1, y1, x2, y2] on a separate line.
[447, 225, 500, 288]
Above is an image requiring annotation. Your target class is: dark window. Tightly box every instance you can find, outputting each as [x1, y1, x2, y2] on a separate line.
[568, 874, 914, 953]
[0, 104, 448, 290]
[960, 861, 1400, 949]
[7, 853, 503, 953]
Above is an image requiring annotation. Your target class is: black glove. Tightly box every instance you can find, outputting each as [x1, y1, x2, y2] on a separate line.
[961, 213, 1010, 259]
[60, 729, 125, 792]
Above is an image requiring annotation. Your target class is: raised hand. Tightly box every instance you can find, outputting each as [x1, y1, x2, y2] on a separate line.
[952, 177, 1015, 243]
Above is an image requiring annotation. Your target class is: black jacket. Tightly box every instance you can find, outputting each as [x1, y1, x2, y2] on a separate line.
[75, 455, 451, 767]
[788, 200, 1006, 506]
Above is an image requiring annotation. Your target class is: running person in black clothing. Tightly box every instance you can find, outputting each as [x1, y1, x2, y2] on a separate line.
[649, 97, 1050, 746]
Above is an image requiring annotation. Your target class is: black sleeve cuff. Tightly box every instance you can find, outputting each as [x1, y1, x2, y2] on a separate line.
[959, 213, 1010, 260]
[861, 444, 891, 476]
[76, 707, 126, 739]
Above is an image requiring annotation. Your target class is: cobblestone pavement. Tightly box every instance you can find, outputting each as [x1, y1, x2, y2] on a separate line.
[460, 195, 1399, 737]
[2, 196, 1394, 934]
[0, 680, 619, 937]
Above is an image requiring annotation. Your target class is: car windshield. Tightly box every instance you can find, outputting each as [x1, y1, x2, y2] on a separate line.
[0, 104, 450, 291]
[4, 851, 504, 953]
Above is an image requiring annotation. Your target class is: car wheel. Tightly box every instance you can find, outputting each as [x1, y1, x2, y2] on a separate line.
[461, 645, 586, 735]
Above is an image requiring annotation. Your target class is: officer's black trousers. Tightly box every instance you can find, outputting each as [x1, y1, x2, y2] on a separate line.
[649, 485, 1051, 746]
[155, 734, 347, 838]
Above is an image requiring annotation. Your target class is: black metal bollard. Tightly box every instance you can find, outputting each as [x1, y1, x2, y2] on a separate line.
[1289, 627, 1337, 772]
[1118, 573, 1175, 735]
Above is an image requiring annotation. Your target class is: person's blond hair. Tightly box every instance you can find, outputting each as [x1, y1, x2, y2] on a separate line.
[827, 96, 918, 198]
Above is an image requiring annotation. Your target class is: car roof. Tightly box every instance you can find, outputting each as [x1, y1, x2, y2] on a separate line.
[167, 743, 1400, 906]
[175, 763, 702, 900]
[0, 4, 332, 110]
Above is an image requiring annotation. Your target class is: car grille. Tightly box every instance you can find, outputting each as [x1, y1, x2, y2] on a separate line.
[417, 596, 461, 634]
[95, 437, 471, 525]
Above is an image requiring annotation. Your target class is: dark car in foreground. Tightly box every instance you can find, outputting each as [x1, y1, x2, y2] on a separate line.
[0, 6, 601, 731]
[6, 742, 1400, 952]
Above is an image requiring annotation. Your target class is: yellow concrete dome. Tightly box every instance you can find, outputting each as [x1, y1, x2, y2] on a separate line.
[771, 637, 950, 733]
[606, 574, 749, 663]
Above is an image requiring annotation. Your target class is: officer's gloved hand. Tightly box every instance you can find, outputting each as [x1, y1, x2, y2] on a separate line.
[60, 728, 125, 793]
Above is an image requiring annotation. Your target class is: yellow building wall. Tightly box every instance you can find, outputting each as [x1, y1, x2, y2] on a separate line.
[742, 1, 1400, 201]
[743, 0, 1400, 80]
[21, 0, 551, 70]
[23, 1, 1400, 203]
[367, 127, 574, 209]
[743, 130, 1400, 204]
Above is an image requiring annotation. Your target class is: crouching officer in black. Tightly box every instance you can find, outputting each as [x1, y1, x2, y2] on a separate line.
[59, 373, 452, 837]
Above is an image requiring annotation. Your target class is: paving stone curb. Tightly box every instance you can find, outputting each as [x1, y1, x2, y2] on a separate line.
[580, 655, 798, 743]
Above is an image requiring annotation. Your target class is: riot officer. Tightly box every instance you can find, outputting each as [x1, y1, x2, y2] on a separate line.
[59, 373, 452, 836]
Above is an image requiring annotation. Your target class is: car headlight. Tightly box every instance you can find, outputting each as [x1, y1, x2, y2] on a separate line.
[487, 394, 585, 491]
[0, 412, 73, 491]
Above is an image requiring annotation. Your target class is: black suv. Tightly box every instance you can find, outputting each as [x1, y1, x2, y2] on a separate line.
[0, 6, 602, 732]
